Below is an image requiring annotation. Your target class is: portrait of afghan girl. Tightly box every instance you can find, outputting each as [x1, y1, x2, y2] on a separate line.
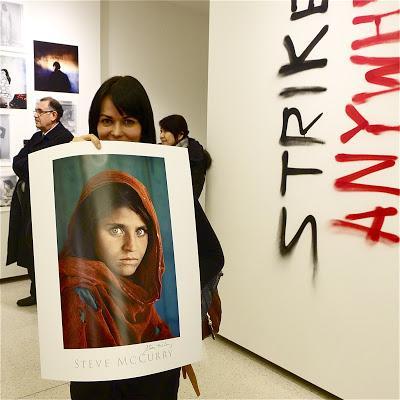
[59, 169, 173, 349]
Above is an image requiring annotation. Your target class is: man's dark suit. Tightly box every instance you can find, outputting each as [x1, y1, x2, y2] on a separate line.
[6, 122, 73, 298]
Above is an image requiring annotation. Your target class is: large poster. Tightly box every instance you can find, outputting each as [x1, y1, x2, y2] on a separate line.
[29, 142, 201, 381]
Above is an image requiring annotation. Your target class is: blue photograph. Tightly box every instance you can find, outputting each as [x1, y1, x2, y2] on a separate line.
[34, 40, 79, 93]
[53, 154, 179, 349]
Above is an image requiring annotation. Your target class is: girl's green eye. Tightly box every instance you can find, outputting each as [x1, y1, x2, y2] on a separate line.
[110, 227, 124, 236]
[136, 228, 147, 237]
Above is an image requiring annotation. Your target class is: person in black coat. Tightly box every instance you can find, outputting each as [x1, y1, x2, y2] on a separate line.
[72, 76, 224, 399]
[159, 114, 211, 199]
[7, 96, 73, 306]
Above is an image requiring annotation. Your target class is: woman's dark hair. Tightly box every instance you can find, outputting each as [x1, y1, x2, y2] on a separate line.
[1, 69, 11, 84]
[88, 76, 156, 144]
[159, 114, 189, 142]
[68, 182, 154, 262]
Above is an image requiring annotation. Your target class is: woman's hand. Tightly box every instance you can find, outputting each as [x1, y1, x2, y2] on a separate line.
[72, 134, 101, 149]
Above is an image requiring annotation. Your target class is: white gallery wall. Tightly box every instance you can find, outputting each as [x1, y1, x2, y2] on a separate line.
[0, 0, 101, 277]
[207, 1, 399, 399]
[100, 0, 209, 146]
[13, 0, 101, 141]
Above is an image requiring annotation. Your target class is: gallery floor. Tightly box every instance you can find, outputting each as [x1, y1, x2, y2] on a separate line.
[1, 276, 338, 400]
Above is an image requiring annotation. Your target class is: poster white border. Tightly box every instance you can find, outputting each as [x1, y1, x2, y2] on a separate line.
[29, 141, 202, 381]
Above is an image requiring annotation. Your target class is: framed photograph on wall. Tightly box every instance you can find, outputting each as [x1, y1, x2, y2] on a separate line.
[0, 114, 10, 164]
[59, 100, 76, 135]
[0, 51, 26, 109]
[0, 1, 24, 51]
[0, 170, 16, 207]
[34, 40, 79, 94]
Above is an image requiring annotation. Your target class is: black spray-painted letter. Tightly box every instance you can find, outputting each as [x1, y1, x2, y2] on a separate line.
[280, 107, 325, 146]
[291, 0, 329, 21]
[279, 25, 329, 77]
[281, 151, 323, 195]
[279, 207, 318, 270]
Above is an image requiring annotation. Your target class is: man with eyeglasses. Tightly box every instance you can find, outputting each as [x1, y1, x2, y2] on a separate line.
[6, 96, 73, 306]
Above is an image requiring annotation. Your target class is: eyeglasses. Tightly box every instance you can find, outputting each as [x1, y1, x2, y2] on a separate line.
[33, 109, 55, 116]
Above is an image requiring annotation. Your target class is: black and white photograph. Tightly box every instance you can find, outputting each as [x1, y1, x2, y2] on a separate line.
[0, 1, 23, 49]
[59, 100, 76, 134]
[0, 52, 27, 109]
[0, 172, 16, 206]
[0, 114, 10, 162]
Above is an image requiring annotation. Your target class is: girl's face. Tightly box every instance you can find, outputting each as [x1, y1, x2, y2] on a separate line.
[97, 96, 142, 142]
[95, 206, 149, 277]
[159, 128, 177, 146]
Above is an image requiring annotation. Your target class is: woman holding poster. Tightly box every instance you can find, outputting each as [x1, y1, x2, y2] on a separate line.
[59, 169, 173, 348]
[70, 75, 224, 399]
[69, 76, 182, 399]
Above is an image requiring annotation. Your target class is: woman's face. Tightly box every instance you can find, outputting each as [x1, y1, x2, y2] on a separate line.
[1, 71, 6, 79]
[159, 128, 176, 146]
[95, 206, 149, 277]
[97, 96, 142, 142]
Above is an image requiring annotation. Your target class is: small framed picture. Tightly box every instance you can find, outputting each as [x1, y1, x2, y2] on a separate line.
[0, 114, 11, 164]
[59, 101, 76, 135]
[0, 51, 27, 109]
[0, 171, 16, 207]
[0, 1, 24, 52]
